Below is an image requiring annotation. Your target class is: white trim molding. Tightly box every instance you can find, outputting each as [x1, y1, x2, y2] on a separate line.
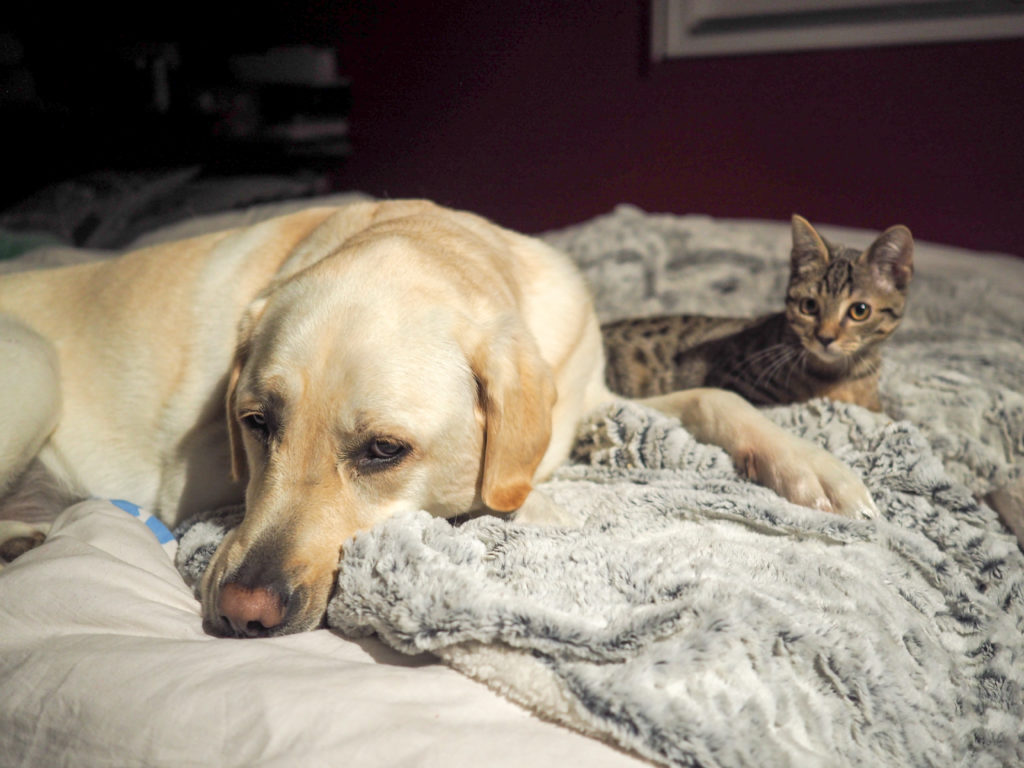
[651, 0, 1024, 59]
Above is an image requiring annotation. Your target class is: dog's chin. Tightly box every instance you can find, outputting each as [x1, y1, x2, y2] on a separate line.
[202, 610, 326, 638]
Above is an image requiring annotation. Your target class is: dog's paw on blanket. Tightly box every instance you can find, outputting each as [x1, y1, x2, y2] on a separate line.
[176, 400, 1024, 768]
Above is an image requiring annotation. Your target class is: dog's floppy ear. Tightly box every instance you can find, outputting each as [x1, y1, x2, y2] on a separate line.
[225, 297, 267, 482]
[469, 316, 557, 513]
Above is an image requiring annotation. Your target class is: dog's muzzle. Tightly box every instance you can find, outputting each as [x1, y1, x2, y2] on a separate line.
[203, 538, 325, 637]
[212, 580, 294, 637]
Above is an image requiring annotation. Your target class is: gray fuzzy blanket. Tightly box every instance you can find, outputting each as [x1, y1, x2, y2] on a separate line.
[177, 207, 1024, 768]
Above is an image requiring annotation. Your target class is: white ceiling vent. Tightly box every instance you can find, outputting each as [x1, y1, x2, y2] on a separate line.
[651, 0, 1024, 59]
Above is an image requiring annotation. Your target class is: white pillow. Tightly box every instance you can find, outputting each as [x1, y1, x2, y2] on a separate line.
[0, 499, 641, 767]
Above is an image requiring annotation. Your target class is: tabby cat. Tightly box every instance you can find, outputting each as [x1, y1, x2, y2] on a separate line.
[601, 215, 914, 412]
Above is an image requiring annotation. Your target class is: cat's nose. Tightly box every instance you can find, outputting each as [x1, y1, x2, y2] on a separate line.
[816, 334, 836, 348]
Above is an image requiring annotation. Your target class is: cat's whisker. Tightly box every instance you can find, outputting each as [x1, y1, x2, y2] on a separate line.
[730, 344, 788, 380]
[750, 346, 800, 398]
[733, 343, 790, 370]
[787, 349, 809, 390]
[746, 347, 792, 375]
[599, 215, 912, 413]
[718, 344, 786, 388]
[764, 348, 799, 383]
[780, 348, 812, 393]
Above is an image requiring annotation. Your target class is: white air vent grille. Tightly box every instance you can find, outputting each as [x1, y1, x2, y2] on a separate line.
[651, 0, 1024, 58]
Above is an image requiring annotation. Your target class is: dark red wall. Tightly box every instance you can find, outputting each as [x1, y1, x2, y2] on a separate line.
[8, 2, 1023, 254]
[317, 3, 1023, 254]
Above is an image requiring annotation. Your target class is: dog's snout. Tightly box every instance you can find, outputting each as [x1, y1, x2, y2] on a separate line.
[218, 582, 287, 637]
[203, 534, 331, 638]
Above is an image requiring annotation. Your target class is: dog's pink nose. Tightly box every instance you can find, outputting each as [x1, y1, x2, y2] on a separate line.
[219, 582, 286, 636]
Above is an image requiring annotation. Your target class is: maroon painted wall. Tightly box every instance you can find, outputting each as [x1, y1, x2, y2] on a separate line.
[314, 3, 1023, 255]
[8, 2, 1023, 254]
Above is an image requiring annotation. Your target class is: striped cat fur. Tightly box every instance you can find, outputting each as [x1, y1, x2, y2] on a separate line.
[601, 215, 914, 412]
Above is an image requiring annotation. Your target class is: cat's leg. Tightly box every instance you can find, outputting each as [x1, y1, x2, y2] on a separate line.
[639, 388, 878, 518]
[820, 376, 883, 412]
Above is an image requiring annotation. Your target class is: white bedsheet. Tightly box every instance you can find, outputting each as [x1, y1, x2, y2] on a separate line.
[0, 500, 644, 767]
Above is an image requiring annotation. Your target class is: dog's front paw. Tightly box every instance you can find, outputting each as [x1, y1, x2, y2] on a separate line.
[735, 428, 877, 519]
[512, 489, 581, 527]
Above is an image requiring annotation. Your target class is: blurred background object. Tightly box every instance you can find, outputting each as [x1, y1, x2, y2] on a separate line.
[2, 1, 1022, 253]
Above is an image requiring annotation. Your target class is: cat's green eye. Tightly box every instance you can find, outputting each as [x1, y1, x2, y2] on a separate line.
[848, 302, 871, 321]
[799, 298, 818, 315]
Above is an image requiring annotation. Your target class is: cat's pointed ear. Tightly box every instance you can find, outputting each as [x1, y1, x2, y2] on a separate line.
[790, 214, 829, 272]
[864, 225, 914, 291]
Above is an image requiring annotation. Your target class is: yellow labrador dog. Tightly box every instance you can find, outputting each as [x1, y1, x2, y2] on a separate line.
[0, 200, 875, 636]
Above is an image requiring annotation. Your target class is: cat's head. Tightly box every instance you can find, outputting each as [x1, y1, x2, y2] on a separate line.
[785, 214, 913, 367]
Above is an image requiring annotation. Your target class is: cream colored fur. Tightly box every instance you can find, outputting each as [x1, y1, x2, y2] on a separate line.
[0, 200, 875, 631]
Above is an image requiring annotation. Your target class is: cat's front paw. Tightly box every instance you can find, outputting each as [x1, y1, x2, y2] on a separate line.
[734, 428, 878, 519]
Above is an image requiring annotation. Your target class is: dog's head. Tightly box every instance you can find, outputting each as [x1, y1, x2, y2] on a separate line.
[201, 206, 556, 636]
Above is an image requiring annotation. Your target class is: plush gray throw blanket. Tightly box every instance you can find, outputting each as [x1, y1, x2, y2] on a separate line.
[177, 208, 1024, 768]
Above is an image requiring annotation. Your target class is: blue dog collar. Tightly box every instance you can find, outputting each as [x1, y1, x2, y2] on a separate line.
[107, 498, 178, 560]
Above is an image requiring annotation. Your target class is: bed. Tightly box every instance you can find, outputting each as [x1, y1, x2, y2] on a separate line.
[1, 172, 1022, 768]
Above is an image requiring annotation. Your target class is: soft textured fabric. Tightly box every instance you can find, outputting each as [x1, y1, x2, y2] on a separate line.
[176, 206, 1024, 768]
[4, 203, 1024, 767]
[0, 500, 645, 768]
[544, 206, 1024, 496]
[178, 398, 1023, 768]
[0, 168, 328, 249]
